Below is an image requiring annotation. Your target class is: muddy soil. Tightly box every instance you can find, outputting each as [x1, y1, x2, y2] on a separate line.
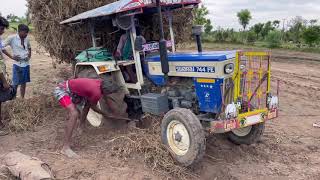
[0, 40, 320, 180]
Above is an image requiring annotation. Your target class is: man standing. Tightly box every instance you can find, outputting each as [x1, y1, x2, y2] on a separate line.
[54, 77, 121, 158]
[0, 17, 10, 132]
[5, 24, 31, 99]
[0, 17, 14, 135]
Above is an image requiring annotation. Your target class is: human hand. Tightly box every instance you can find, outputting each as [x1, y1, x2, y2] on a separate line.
[2, 82, 10, 90]
[114, 50, 121, 57]
[12, 55, 21, 61]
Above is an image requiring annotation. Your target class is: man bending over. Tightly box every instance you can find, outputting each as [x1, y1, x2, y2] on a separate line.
[54, 77, 120, 158]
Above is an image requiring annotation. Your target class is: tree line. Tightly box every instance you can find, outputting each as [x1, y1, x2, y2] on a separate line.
[193, 6, 320, 49]
[0, 12, 31, 31]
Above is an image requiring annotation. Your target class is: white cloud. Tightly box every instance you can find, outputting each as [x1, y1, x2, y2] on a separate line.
[0, 0, 27, 17]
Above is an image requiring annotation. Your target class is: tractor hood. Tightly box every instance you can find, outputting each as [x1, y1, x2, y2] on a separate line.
[146, 51, 237, 62]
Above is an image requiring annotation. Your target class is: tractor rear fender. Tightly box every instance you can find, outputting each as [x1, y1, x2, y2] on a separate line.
[74, 62, 129, 94]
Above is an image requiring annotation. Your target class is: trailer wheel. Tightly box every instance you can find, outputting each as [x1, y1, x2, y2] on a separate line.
[161, 108, 206, 167]
[227, 122, 265, 145]
[77, 68, 128, 128]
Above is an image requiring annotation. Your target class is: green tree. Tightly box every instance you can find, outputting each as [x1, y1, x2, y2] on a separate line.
[288, 16, 307, 43]
[205, 19, 213, 33]
[25, 9, 32, 25]
[272, 20, 280, 28]
[251, 23, 264, 39]
[237, 9, 252, 30]
[214, 28, 225, 42]
[6, 14, 19, 23]
[193, 5, 213, 33]
[246, 30, 257, 45]
[302, 26, 320, 47]
[265, 30, 282, 48]
[310, 19, 318, 26]
[261, 21, 274, 39]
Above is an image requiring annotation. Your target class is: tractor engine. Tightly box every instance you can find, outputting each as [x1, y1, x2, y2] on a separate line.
[161, 77, 199, 113]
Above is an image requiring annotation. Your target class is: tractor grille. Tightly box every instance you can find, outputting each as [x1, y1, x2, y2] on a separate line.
[238, 52, 270, 112]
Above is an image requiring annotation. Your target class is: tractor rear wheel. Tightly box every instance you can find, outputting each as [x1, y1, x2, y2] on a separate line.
[227, 123, 265, 145]
[161, 108, 206, 167]
[77, 68, 128, 128]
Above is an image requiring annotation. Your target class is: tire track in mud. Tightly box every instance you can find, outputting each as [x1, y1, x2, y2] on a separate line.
[201, 123, 320, 180]
[273, 70, 320, 85]
[270, 82, 320, 106]
[272, 54, 320, 64]
[278, 84, 320, 101]
[200, 54, 320, 179]
[271, 66, 320, 103]
[272, 71, 320, 91]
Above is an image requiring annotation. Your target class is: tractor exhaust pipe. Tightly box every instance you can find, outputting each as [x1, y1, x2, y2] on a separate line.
[156, 0, 169, 75]
[192, 25, 204, 53]
[195, 35, 202, 53]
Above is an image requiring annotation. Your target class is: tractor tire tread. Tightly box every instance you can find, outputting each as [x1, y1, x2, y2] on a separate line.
[161, 108, 206, 167]
[227, 122, 265, 145]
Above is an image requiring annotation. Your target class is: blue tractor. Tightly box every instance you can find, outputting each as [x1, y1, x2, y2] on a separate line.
[61, 0, 279, 166]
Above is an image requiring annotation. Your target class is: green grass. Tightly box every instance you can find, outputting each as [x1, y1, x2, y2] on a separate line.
[181, 42, 267, 51]
[199, 33, 320, 54]
[184, 41, 320, 54]
[179, 41, 320, 57]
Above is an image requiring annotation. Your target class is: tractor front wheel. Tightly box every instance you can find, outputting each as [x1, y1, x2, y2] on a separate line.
[227, 123, 265, 145]
[161, 108, 206, 167]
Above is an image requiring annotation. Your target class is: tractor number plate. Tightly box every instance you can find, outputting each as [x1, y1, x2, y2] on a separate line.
[142, 41, 172, 52]
[176, 66, 215, 73]
[242, 114, 263, 127]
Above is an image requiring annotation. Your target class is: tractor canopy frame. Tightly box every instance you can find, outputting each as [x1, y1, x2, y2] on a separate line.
[61, 0, 201, 90]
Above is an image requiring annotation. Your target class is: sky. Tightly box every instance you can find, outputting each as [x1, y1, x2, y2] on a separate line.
[0, 0, 28, 17]
[202, 0, 320, 30]
[0, 0, 319, 30]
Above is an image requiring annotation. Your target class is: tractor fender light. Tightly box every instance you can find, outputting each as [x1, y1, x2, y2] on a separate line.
[97, 65, 109, 72]
[224, 63, 234, 74]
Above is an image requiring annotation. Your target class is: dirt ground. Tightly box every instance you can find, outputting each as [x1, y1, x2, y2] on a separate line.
[1, 37, 320, 179]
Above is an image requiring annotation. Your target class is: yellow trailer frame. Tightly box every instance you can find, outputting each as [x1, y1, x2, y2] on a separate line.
[210, 51, 278, 133]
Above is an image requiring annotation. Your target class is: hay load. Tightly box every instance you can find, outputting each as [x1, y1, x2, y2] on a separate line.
[27, 0, 194, 63]
[3, 95, 61, 132]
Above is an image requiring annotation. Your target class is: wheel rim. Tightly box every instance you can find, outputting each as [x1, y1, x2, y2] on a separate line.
[232, 126, 252, 137]
[167, 120, 190, 156]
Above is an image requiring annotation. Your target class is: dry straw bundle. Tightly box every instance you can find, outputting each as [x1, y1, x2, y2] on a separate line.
[27, 0, 194, 63]
[3, 95, 60, 132]
[109, 115, 197, 179]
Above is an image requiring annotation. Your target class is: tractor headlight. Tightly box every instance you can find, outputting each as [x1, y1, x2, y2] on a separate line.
[224, 63, 234, 74]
